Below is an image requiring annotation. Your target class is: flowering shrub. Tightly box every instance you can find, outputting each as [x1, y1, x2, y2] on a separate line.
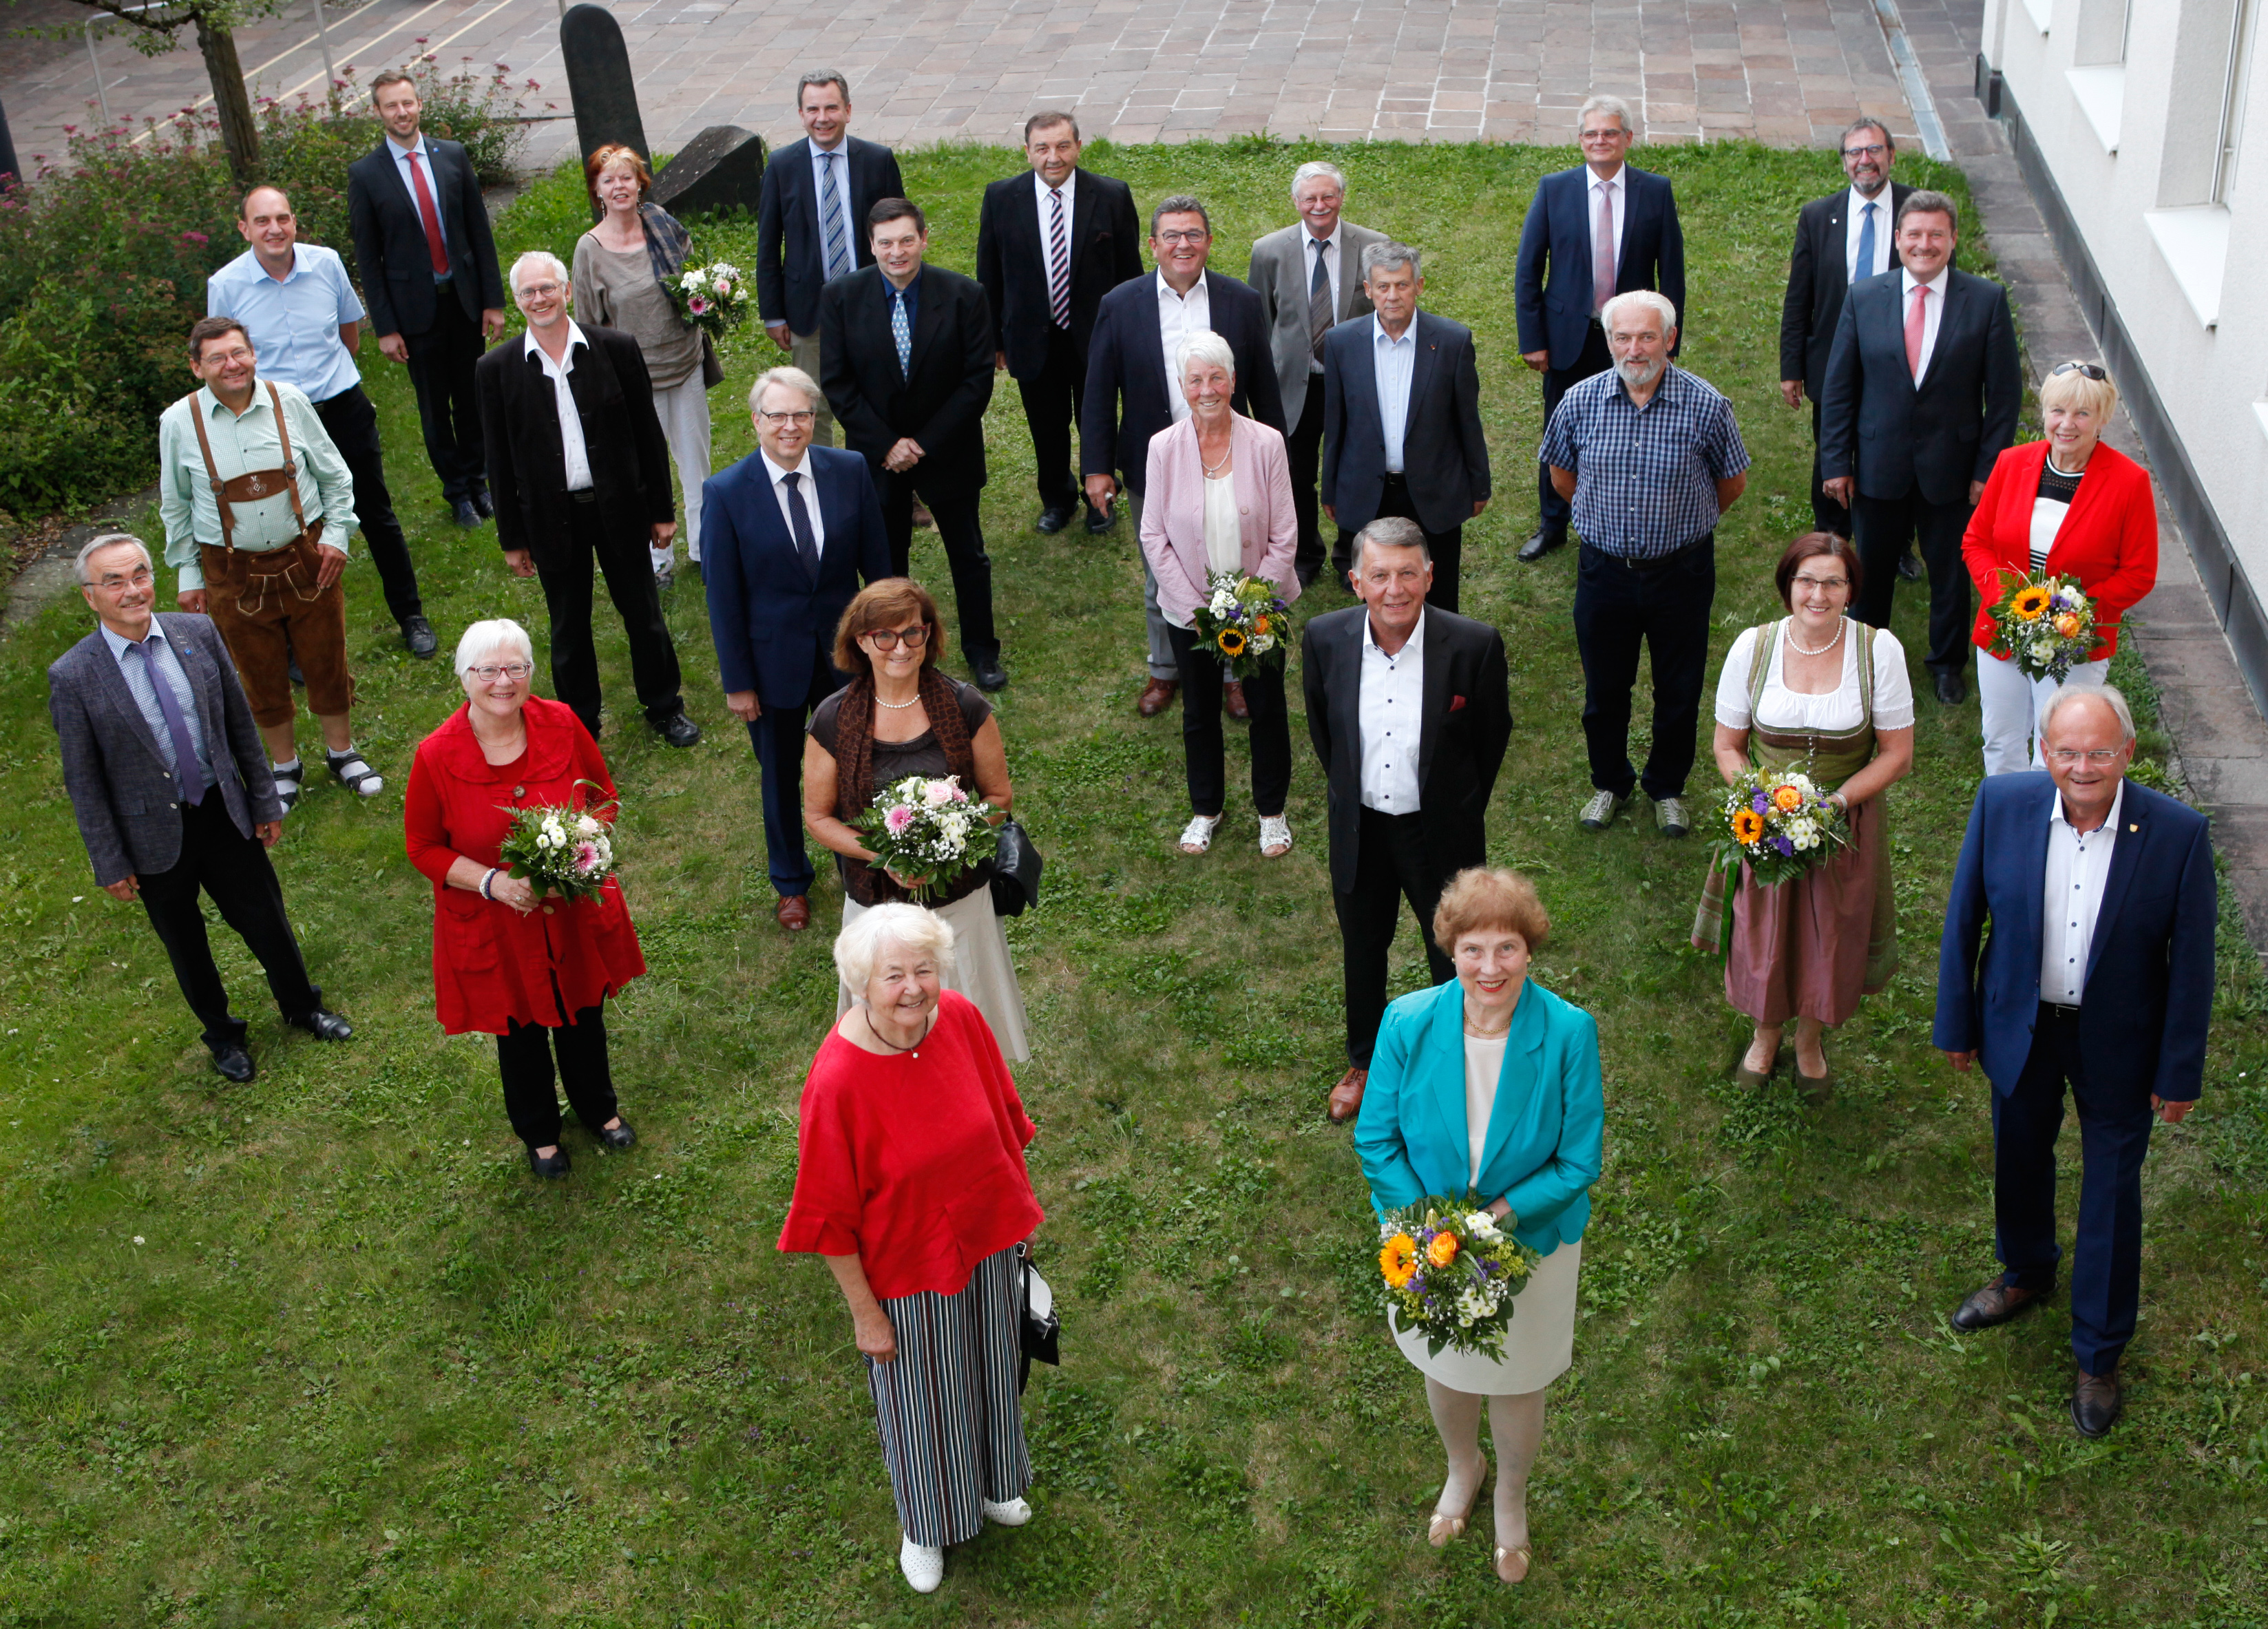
[0, 56, 541, 518]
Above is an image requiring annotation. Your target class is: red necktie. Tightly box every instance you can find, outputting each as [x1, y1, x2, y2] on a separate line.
[1593, 182, 1615, 315]
[1905, 283, 1929, 381]
[408, 149, 450, 277]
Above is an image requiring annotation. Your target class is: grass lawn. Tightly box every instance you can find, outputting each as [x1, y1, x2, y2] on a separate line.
[2, 137, 2265, 1628]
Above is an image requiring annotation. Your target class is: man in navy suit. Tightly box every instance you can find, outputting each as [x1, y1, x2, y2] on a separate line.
[1935, 686, 2214, 1438]
[1819, 190, 2021, 704]
[756, 72, 906, 448]
[1081, 195, 1285, 717]
[703, 366, 892, 932]
[1777, 119, 1913, 539]
[1319, 242, 1490, 609]
[1514, 95, 1685, 563]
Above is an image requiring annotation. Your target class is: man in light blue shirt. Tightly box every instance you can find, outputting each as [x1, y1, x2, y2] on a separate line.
[209, 185, 434, 658]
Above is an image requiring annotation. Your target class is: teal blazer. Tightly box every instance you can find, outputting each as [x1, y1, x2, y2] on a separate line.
[1353, 978, 1604, 1257]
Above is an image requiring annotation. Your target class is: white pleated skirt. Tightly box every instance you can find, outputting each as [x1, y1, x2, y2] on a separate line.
[837, 887, 1031, 1061]
[1391, 1239, 1580, 1395]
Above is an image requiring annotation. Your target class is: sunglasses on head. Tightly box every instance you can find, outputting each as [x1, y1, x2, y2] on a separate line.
[2050, 361, 2108, 381]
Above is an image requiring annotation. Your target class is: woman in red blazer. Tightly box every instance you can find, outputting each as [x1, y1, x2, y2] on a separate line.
[1962, 362, 2156, 774]
[404, 618, 646, 1177]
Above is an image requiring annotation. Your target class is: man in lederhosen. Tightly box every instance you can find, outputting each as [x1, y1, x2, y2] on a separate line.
[157, 316, 383, 811]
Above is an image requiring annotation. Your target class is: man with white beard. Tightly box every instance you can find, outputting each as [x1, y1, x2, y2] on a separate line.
[1540, 290, 1748, 841]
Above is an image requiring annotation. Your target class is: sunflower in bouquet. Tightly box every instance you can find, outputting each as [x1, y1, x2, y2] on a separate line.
[1376, 1195, 1543, 1358]
[1191, 571, 1292, 680]
[1986, 570, 2097, 682]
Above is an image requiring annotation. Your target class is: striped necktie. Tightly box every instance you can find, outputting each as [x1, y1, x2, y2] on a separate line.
[1047, 186, 1071, 330]
[819, 151, 851, 282]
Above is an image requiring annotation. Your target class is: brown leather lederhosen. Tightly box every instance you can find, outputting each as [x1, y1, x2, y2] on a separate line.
[185, 380, 353, 726]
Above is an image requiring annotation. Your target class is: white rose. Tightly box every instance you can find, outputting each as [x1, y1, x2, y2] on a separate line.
[575, 814, 602, 839]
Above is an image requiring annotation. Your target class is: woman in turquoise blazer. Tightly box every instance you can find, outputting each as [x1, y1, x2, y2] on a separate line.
[1354, 868, 1604, 1588]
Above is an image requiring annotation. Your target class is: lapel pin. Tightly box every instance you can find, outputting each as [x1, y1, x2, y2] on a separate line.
[2129, 823, 2139, 832]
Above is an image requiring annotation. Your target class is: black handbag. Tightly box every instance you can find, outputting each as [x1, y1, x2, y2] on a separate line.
[990, 817, 1044, 917]
[1016, 1241, 1059, 1391]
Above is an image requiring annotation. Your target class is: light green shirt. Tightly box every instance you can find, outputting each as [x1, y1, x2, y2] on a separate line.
[157, 379, 357, 591]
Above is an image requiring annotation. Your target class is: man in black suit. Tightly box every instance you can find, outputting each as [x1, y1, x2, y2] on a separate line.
[49, 534, 352, 1083]
[346, 67, 506, 528]
[976, 110, 1144, 536]
[819, 198, 1007, 692]
[1319, 242, 1491, 610]
[1514, 94, 1685, 563]
[1302, 518, 1512, 1123]
[1778, 118, 1913, 540]
[757, 71, 906, 449]
[474, 252, 700, 748]
[1820, 190, 2022, 704]
[1082, 195, 1286, 717]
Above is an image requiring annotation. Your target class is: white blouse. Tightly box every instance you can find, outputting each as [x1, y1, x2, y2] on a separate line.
[1201, 472, 1243, 576]
[1714, 620, 1915, 733]
[1464, 1032, 1506, 1188]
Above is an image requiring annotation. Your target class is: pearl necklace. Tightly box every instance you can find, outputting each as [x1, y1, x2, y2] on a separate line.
[1785, 618, 1845, 657]
[874, 687, 922, 711]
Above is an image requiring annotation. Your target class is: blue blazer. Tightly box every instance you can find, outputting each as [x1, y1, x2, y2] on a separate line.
[700, 445, 892, 706]
[1514, 164, 1686, 369]
[1319, 308, 1491, 535]
[755, 136, 907, 337]
[1354, 978, 1604, 1257]
[1933, 772, 2215, 1101]
[1078, 270, 1285, 498]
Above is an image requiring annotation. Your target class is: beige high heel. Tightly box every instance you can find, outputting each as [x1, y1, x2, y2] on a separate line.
[1495, 1542, 1533, 1584]
[1426, 1462, 1487, 1547]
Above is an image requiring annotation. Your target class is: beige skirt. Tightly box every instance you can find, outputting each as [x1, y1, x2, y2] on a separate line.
[837, 888, 1031, 1061]
[1391, 1239, 1580, 1395]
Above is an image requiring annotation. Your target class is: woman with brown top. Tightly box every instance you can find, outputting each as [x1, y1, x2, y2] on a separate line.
[572, 143, 720, 588]
[804, 578, 1029, 1059]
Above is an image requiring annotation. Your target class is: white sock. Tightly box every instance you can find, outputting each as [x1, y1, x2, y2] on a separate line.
[273, 757, 302, 776]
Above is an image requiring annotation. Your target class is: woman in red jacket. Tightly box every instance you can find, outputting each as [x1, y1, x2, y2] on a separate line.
[1963, 362, 2157, 775]
[404, 619, 645, 1178]
[779, 901, 1043, 1596]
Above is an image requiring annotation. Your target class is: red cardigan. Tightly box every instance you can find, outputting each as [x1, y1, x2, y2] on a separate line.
[1961, 439, 2157, 660]
[402, 697, 644, 1034]
[779, 990, 1043, 1299]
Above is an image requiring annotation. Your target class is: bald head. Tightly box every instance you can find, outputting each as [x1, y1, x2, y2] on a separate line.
[236, 186, 300, 268]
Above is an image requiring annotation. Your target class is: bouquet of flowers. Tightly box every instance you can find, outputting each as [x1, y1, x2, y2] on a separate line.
[852, 775, 1001, 903]
[1986, 571, 2098, 682]
[1376, 1195, 1544, 1358]
[1710, 765, 1847, 890]
[1191, 571, 1292, 680]
[497, 784, 618, 901]
[661, 260, 751, 342]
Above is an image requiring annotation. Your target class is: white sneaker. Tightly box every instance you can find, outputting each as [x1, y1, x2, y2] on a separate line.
[983, 1496, 1032, 1526]
[899, 1535, 944, 1593]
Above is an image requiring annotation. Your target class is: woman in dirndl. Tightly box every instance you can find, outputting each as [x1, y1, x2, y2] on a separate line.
[1694, 532, 1915, 1100]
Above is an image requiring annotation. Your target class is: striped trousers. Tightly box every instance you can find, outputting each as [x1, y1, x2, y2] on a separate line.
[866, 1243, 1031, 1546]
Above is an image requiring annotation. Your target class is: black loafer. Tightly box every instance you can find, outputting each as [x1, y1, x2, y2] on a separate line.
[2071, 1370, 2121, 1438]
[598, 1120, 637, 1150]
[968, 653, 1009, 693]
[451, 498, 481, 529]
[1897, 550, 1924, 582]
[210, 1042, 256, 1083]
[653, 711, 702, 748]
[471, 488, 496, 519]
[527, 1147, 571, 1179]
[1036, 504, 1076, 534]
[401, 615, 439, 660]
[1934, 670, 1968, 706]
[289, 1008, 353, 1042]
[1517, 529, 1566, 564]
[1084, 503, 1115, 535]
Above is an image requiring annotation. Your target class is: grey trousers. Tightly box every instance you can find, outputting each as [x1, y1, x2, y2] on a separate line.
[790, 329, 837, 448]
[1130, 489, 1175, 680]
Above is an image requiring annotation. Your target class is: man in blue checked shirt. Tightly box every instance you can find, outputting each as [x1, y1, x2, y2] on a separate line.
[208, 185, 435, 660]
[1540, 289, 1748, 841]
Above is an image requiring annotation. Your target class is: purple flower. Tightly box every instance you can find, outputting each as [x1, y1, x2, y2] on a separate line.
[1770, 835, 1795, 856]
[1751, 791, 1770, 814]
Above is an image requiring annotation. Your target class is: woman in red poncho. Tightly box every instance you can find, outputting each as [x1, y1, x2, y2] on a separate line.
[403, 618, 645, 1179]
[779, 901, 1044, 1597]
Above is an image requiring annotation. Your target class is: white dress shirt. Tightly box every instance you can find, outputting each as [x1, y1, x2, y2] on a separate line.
[1303, 228, 1342, 373]
[1033, 167, 1078, 240]
[1358, 609, 1426, 813]
[1901, 266, 1949, 383]
[1844, 185, 1893, 284]
[761, 448, 827, 559]
[1373, 315, 1418, 473]
[527, 323, 594, 492]
[386, 133, 453, 280]
[1588, 165, 1626, 313]
[2041, 779, 2123, 1005]
[1157, 270, 1212, 424]
[809, 138, 858, 279]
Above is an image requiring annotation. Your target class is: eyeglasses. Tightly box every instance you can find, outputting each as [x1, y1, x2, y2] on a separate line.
[1155, 229, 1209, 246]
[96, 567, 154, 590]
[2050, 361, 2109, 381]
[518, 282, 563, 299]
[758, 409, 816, 425]
[1841, 143, 1889, 158]
[1791, 574, 1850, 591]
[2046, 747, 2124, 765]
[468, 662, 533, 682]
[861, 624, 930, 650]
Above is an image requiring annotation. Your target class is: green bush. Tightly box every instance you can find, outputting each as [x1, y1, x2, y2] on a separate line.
[0, 56, 543, 518]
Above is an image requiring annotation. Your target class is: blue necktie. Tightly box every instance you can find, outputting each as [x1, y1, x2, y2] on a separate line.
[1853, 200, 1876, 285]
[891, 286, 912, 377]
[782, 471, 819, 576]
[819, 151, 851, 282]
[132, 639, 207, 806]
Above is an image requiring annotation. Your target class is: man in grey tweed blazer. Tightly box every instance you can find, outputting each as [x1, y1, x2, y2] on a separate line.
[48, 534, 352, 1082]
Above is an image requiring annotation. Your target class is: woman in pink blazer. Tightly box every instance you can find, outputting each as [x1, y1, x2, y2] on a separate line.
[1141, 330, 1302, 859]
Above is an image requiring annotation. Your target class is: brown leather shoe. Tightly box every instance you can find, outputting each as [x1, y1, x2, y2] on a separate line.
[1137, 677, 1178, 717]
[1224, 679, 1250, 721]
[1951, 1278, 2048, 1332]
[2071, 1369, 2121, 1438]
[1327, 1066, 1368, 1122]
[775, 894, 812, 932]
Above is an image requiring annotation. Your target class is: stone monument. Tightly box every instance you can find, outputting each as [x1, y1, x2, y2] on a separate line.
[652, 126, 769, 220]
[560, 3, 649, 177]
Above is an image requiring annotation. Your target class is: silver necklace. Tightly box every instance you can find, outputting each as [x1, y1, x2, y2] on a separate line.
[1785, 618, 1845, 657]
